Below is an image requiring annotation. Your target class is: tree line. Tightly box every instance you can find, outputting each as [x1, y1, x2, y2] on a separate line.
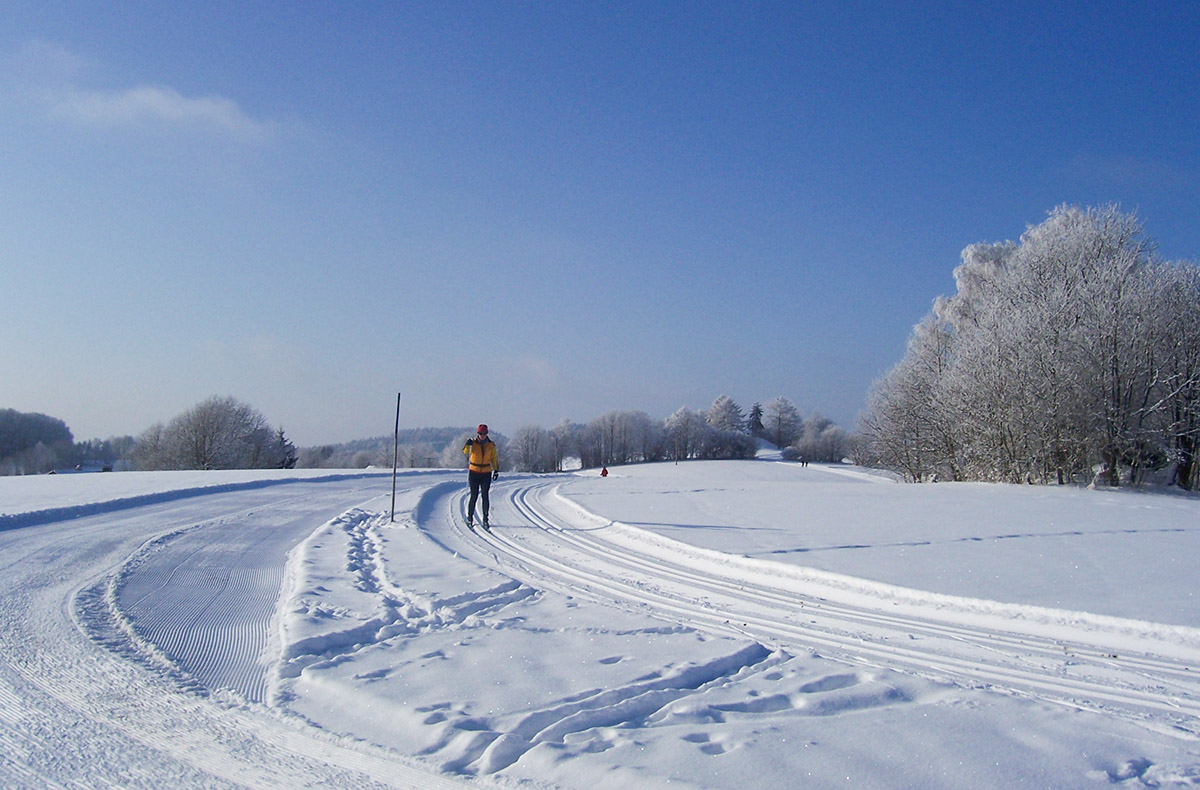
[0, 397, 301, 475]
[0, 409, 140, 475]
[2, 392, 851, 476]
[298, 427, 467, 469]
[0, 409, 78, 475]
[294, 396, 854, 475]
[502, 396, 854, 473]
[4, 392, 850, 476]
[857, 205, 1200, 489]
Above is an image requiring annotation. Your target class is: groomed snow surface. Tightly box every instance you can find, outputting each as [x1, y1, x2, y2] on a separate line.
[2, 460, 1199, 788]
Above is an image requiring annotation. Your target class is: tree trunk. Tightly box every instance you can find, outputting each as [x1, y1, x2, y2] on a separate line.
[1176, 435, 1197, 490]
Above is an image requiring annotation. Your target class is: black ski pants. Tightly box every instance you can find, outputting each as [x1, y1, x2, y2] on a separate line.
[468, 470, 492, 521]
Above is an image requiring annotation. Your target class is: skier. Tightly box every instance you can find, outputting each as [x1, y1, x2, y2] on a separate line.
[463, 424, 500, 529]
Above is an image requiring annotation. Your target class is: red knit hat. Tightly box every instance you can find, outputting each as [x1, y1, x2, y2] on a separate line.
[477, 424, 488, 435]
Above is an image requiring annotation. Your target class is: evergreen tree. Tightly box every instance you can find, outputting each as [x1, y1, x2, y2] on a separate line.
[275, 428, 298, 469]
[746, 402, 765, 438]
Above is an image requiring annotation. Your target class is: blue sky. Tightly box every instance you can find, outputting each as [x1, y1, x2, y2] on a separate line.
[2, 2, 1197, 446]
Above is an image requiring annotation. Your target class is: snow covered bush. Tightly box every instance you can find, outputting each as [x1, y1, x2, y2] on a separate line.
[791, 413, 855, 463]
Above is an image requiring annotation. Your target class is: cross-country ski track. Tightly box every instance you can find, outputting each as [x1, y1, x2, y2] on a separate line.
[440, 479, 1200, 733]
[2, 465, 1199, 787]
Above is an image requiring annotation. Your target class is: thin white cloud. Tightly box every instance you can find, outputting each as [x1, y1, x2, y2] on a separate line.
[6, 39, 275, 140]
[49, 84, 273, 139]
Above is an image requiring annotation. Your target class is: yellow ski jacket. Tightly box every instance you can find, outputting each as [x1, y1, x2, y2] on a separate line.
[463, 438, 499, 474]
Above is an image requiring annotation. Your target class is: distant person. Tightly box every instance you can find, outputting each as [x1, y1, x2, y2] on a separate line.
[601, 467, 608, 477]
[463, 424, 500, 529]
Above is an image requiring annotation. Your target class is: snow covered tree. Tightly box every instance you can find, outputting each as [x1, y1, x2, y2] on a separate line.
[664, 407, 706, 461]
[793, 413, 853, 464]
[857, 322, 956, 482]
[579, 411, 662, 468]
[944, 206, 1164, 484]
[705, 396, 745, 433]
[440, 432, 474, 468]
[860, 205, 1200, 486]
[510, 425, 558, 473]
[1148, 262, 1200, 489]
[550, 419, 578, 472]
[133, 396, 283, 470]
[762, 397, 801, 448]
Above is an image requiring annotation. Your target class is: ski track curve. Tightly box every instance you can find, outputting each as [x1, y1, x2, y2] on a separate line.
[113, 498, 327, 704]
[434, 477, 1200, 738]
[0, 476, 478, 789]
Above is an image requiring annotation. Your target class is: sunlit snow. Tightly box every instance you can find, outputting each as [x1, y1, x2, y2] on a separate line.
[2, 458, 1198, 788]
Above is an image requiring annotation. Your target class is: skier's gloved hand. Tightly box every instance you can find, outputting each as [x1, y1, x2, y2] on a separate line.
[492, 471, 499, 481]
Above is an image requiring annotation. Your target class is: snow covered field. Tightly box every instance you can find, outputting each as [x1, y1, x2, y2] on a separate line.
[2, 459, 1199, 788]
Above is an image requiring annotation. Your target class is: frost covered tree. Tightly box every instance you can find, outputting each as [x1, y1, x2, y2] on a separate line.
[859, 205, 1200, 487]
[660, 403, 755, 461]
[762, 397, 801, 448]
[857, 321, 957, 482]
[440, 432, 474, 469]
[509, 425, 558, 473]
[550, 419, 578, 472]
[1145, 261, 1200, 489]
[579, 411, 663, 468]
[664, 407, 706, 461]
[393, 442, 436, 469]
[705, 396, 745, 433]
[792, 413, 854, 463]
[133, 396, 286, 470]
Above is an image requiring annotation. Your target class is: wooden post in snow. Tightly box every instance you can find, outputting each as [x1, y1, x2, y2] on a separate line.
[390, 392, 402, 522]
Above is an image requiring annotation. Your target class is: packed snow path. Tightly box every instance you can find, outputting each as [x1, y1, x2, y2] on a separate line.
[0, 475, 474, 789]
[112, 496, 325, 702]
[436, 478, 1200, 734]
